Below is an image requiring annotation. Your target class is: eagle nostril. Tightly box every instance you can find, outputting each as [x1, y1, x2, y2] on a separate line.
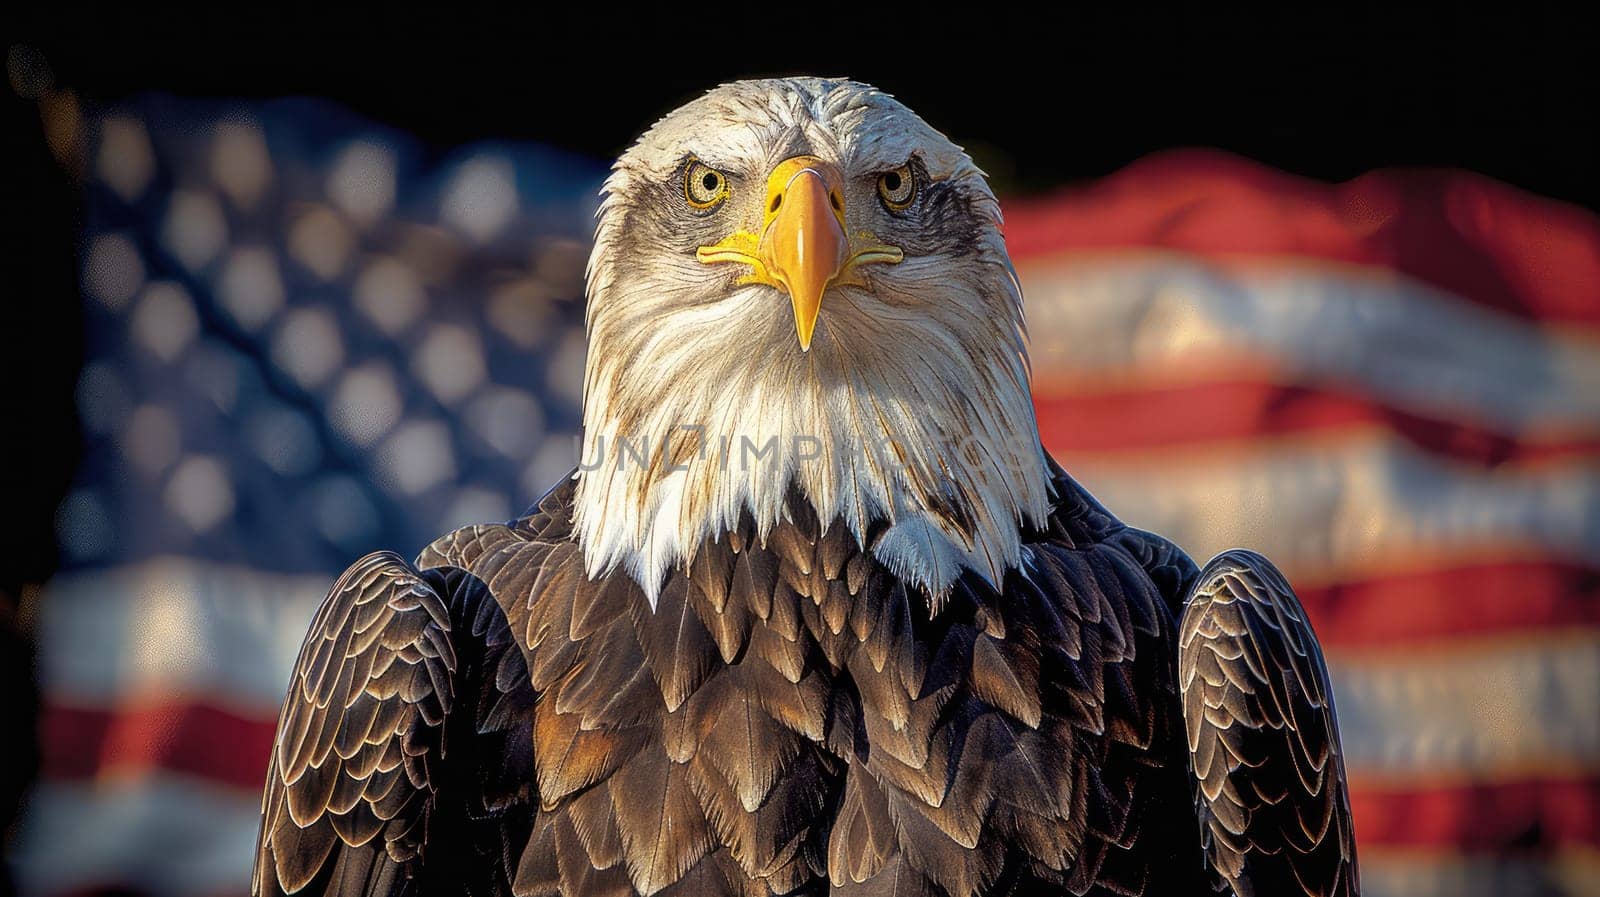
[770, 194, 783, 213]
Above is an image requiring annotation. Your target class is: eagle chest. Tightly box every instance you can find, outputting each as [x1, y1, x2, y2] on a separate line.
[508, 506, 1181, 897]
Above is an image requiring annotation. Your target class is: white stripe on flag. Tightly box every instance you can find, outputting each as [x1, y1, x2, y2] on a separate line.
[1331, 635, 1600, 777]
[36, 557, 328, 711]
[1019, 255, 1600, 433]
[1071, 428, 1600, 581]
[1362, 849, 1600, 897]
[14, 775, 261, 897]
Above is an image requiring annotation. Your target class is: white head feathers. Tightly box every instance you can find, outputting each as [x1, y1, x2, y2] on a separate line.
[572, 77, 1051, 606]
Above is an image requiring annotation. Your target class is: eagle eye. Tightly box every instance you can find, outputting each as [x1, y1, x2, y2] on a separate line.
[877, 162, 916, 213]
[684, 160, 729, 210]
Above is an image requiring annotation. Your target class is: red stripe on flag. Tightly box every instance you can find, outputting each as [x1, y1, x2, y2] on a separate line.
[1296, 562, 1600, 649]
[41, 701, 273, 790]
[1035, 380, 1600, 467]
[1001, 150, 1600, 327]
[1351, 777, 1600, 850]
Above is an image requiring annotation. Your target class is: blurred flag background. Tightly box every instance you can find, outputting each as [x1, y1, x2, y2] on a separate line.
[5, 20, 1599, 897]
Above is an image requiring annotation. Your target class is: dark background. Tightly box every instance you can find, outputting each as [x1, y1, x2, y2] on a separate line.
[5, 4, 1596, 602]
[14, 7, 1599, 200]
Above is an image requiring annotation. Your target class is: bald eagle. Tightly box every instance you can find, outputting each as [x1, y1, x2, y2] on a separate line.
[253, 78, 1358, 897]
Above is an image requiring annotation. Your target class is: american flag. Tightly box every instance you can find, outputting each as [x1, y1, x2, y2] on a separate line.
[15, 97, 1599, 897]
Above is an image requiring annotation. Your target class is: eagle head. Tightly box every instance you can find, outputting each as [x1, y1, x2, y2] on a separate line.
[573, 77, 1051, 606]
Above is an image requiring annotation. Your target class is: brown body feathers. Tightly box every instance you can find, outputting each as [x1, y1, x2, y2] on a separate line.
[253, 459, 1357, 896]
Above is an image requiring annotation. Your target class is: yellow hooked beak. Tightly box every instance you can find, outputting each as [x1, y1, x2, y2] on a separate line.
[696, 156, 902, 351]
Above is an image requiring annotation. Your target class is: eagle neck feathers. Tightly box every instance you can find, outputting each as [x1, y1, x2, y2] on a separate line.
[569, 359, 1053, 607]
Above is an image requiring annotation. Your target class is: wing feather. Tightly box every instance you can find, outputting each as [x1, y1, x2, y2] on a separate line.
[254, 534, 541, 896]
[1178, 549, 1359, 897]
[254, 552, 457, 896]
